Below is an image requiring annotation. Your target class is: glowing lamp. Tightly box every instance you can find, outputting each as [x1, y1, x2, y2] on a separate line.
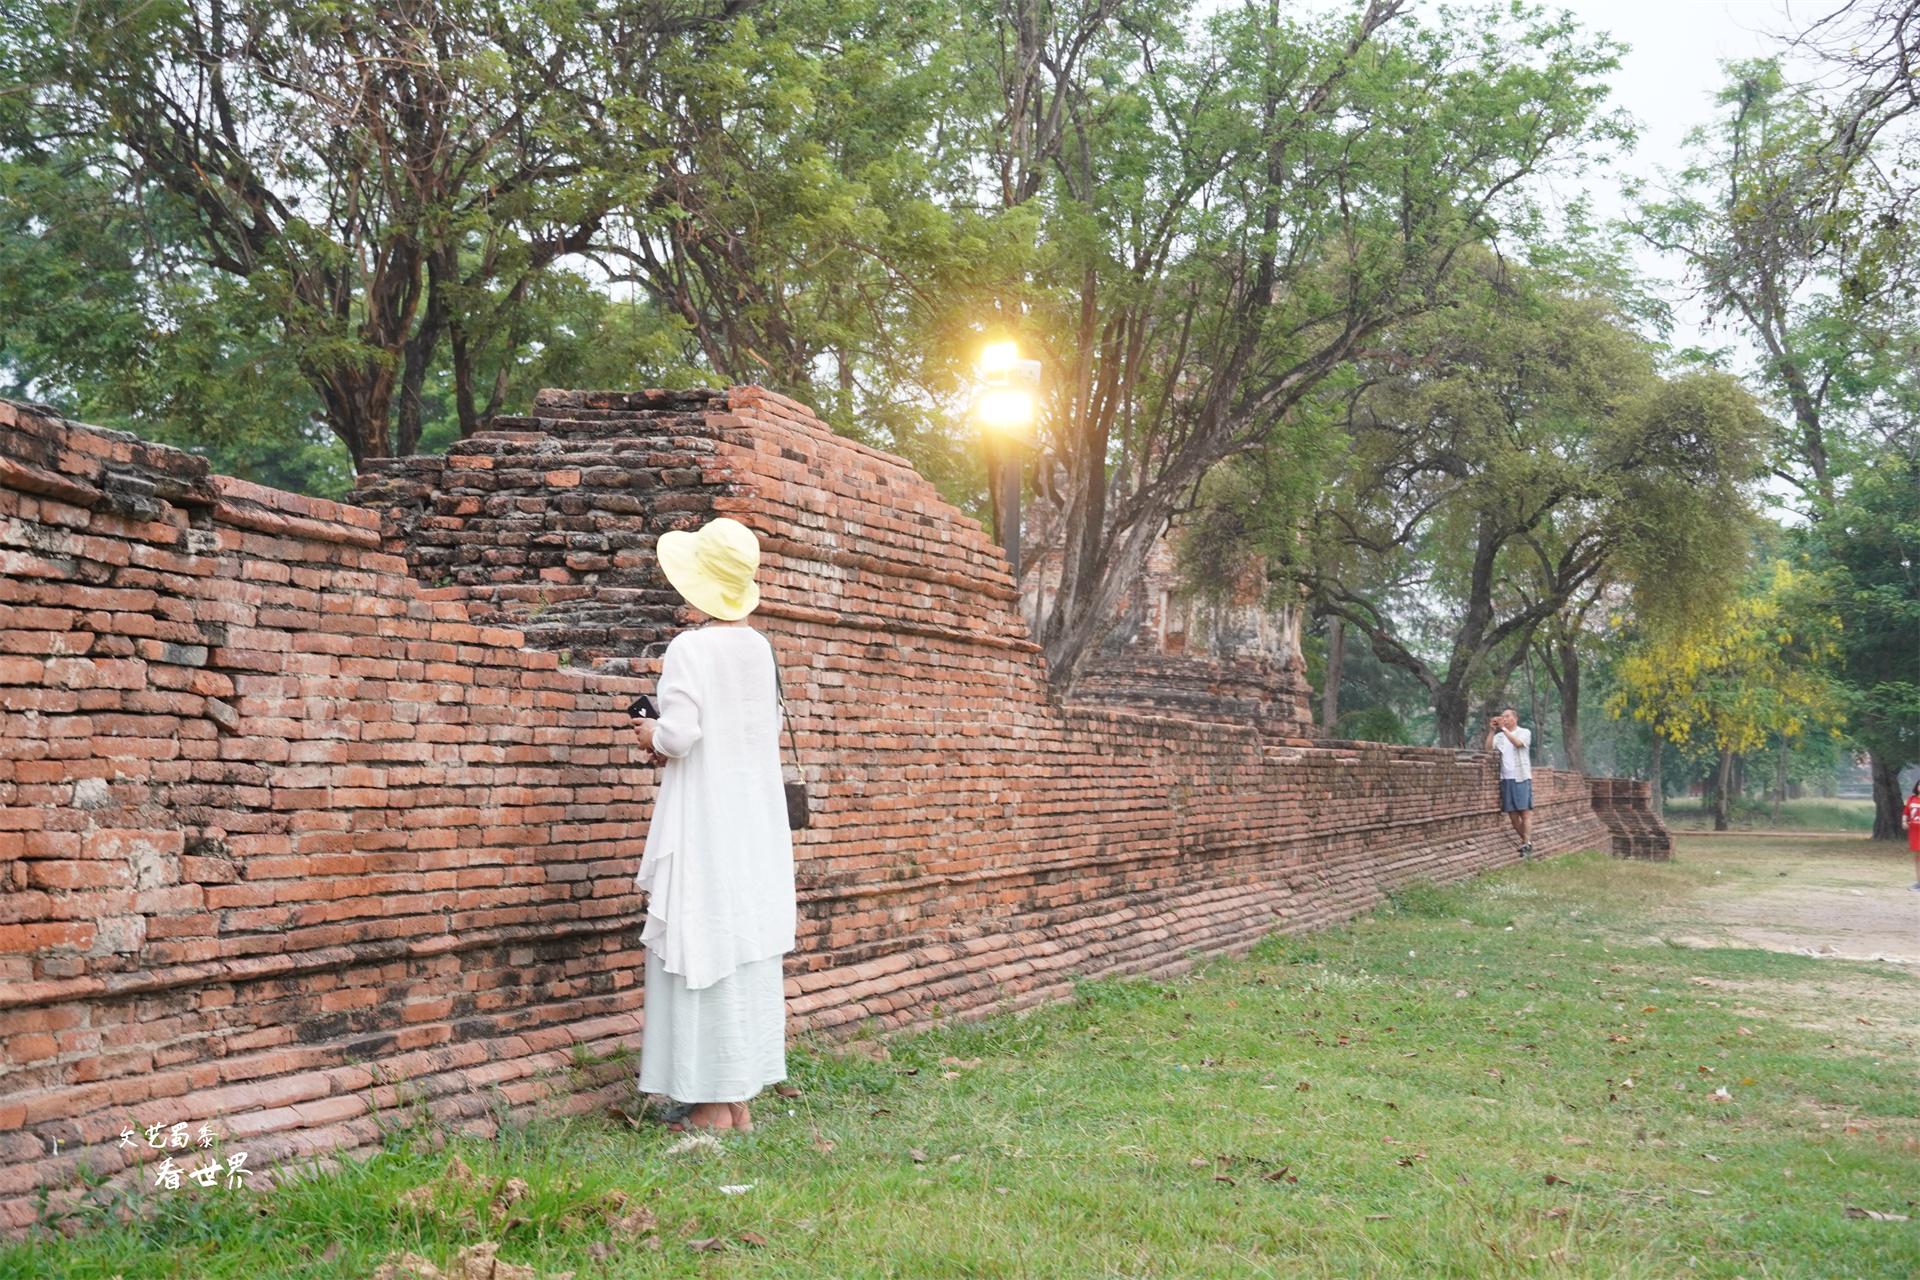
[975, 387, 1035, 434]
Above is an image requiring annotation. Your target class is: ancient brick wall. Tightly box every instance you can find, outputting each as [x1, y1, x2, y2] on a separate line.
[1020, 482, 1315, 737]
[1589, 778, 1673, 860]
[0, 388, 1664, 1234]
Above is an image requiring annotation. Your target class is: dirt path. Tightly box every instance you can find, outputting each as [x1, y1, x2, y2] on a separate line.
[1659, 833, 1919, 965]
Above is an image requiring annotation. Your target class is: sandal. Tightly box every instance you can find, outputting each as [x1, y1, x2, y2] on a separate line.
[651, 1100, 694, 1127]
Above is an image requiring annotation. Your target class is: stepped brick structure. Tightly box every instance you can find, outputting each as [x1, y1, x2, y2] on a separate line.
[1019, 487, 1316, 737]
[0, 388, 1668, 1236]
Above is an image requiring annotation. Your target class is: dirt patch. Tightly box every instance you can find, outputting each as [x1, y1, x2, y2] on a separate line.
[1658, 835, 1919, 965]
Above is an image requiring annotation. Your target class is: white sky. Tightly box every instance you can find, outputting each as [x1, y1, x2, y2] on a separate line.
[1540, 0, 1804, 354]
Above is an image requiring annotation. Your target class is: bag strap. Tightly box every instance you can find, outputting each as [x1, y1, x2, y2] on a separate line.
[770, 642, 801, 775]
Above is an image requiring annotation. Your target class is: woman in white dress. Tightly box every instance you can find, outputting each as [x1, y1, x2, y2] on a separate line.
[630, 517, 796, 1132]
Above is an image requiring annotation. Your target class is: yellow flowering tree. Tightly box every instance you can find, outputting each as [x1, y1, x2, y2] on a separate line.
[1608, 560, 1846, 828]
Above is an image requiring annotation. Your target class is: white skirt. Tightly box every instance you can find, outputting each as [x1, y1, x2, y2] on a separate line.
[638, 948, 788, 1104]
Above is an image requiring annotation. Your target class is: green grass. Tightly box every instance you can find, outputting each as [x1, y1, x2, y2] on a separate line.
[5, 848, 1916, 1279]
[1661, 796, 1877, 833]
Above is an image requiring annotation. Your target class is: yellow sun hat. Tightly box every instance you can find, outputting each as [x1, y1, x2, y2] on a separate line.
[656, 517, 762, 621]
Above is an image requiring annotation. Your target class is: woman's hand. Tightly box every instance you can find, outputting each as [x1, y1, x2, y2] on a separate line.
[631, 717, 667, 766]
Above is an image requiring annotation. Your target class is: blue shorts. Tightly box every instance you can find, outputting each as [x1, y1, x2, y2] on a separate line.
[1500, 779, 1533, 812]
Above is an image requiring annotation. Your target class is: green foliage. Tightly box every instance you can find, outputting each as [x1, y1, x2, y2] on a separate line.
[1254, 255, 1764, 744]
[1607, 558, 1849, 759]
[1798, 449, 1920, 766]
[1, 0, 729, 467]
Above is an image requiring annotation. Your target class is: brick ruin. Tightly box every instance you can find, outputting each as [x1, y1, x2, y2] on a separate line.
[1020, 486, 1318, 736]
[0, 388, 1669, 1234]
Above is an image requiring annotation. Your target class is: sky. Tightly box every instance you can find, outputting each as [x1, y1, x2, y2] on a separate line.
[1540, 0, 1804, 353]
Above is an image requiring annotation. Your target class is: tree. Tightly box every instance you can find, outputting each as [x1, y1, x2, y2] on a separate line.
[2, 0, 752, 464]
[0, 144, 356, 494]
[1629, 61, 1914, 510]
[1608, 559, 1848, 830]
[986, 0, 1631, 693]
[1789, 1, 1920, 207]
[1271, 262, 1762, 747]
[1802, 448, 1920, 839]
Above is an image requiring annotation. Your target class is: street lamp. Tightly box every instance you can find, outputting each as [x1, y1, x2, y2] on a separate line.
[973, 340, 1041, 576]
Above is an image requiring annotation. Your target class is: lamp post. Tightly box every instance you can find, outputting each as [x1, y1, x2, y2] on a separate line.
[974, 340, 1041, 577]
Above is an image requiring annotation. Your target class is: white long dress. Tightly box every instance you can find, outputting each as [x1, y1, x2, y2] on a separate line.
[634, 625, 796, 1103]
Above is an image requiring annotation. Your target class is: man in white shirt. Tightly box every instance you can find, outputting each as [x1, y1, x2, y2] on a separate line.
[1485, 706, 1533, 857]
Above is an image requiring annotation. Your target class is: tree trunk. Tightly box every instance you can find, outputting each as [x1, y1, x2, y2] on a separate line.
[1648, 732, 1664, 817]
[1042, 501, 1166, 693]
[1771, 739, 1788, 825]
[1869, 748, 1903, 841]
[1712, 748, 1734, 832]
[1322, 615, 1344, 733]
[314, 371, 393, 466]
[1556, 639, 1584, 774]
[1434, 682, 1471, 749]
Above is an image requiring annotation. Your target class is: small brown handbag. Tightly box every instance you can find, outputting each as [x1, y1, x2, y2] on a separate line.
[771, 649, 811, 830]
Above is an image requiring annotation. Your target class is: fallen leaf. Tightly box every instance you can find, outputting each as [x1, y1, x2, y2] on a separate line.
[1845, 1207, 1910, 1221]
[1544, 1174, 1572, 1187]
[1189, 1157, 1210, 1169]
[774, 1084, 802, 1098]
[1295, 1081, 1311, 1093]
[1545, 1206, 1570, 1220]
[1736, 1026, 1753, 1037]
[489, 1178, 530, 1221]
[1365, 1213, 1391, 1221]
[1261, 1167, 1298, 1184]
[939, 1057, 982, 1069]
[738, 1231, 770, 1247]
[908, 1148, 928, 1163]
[1213, 1174, 1237, 1186]
[1560, 1136, 1590, 1147]
[605, 1193, 659, 1239]
[811, 1134, 836, 1154]
[688, 1237, 726, 1253]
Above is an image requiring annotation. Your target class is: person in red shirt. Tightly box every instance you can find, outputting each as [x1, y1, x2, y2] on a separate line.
[1904, 780, 1920, 892]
